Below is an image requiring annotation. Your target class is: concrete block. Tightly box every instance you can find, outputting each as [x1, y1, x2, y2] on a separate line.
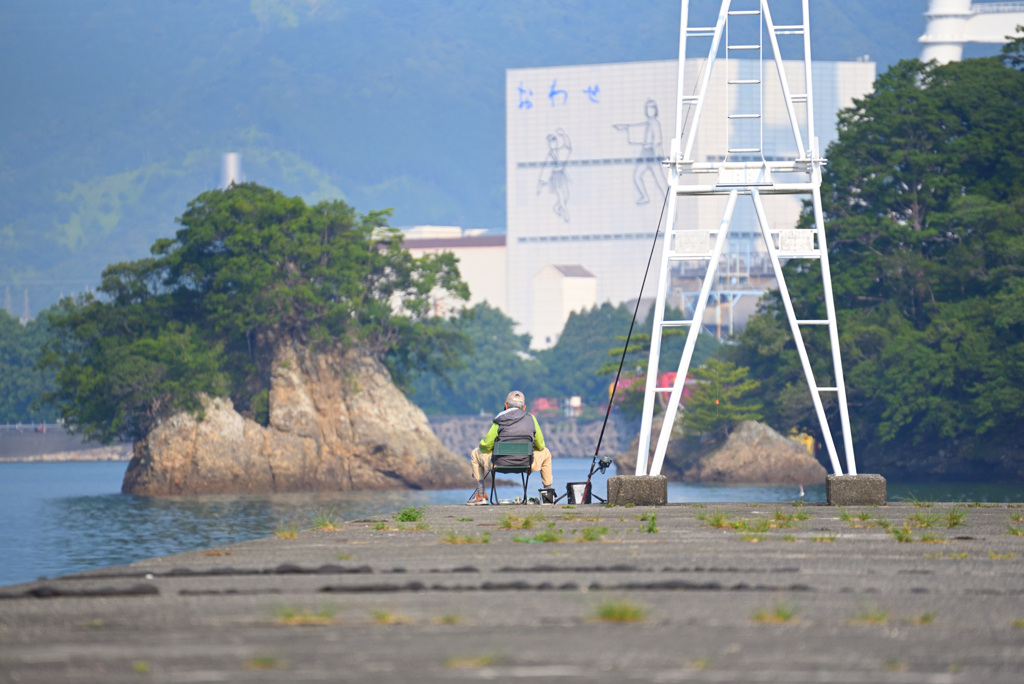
[826, 474, 887, 506]
[607, 475, 667, 506]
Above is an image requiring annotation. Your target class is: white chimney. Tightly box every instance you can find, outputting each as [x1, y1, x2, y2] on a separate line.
[221, 153, 242, 189]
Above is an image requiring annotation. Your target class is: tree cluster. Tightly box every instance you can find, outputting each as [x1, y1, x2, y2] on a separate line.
[411, 301, 721, 419]
[0, 309, 56, 424]
[41, 184, 468, 443]
[731, 45, 1024, 478]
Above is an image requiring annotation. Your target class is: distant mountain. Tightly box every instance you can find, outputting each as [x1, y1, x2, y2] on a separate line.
[0, 0, 999, 315]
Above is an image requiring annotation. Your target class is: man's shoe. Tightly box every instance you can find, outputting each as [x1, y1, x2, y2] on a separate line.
[466, 491, 489, 506]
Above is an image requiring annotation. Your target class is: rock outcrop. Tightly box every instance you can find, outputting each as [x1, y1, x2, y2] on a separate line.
[615, 419, 826, 484]
[122, 344, 473, 495]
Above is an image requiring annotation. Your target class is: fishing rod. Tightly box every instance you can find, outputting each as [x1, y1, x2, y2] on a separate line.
[555, 185, 672, 504]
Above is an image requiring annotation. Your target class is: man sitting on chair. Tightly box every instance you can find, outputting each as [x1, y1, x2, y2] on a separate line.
[466, 390, 553, 505]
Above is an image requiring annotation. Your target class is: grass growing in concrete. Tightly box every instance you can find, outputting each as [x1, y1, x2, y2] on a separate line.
[688, 657, 712, 671]
[811, 534, 837, 542]
[433, 614, 462, 625]
[337, 553, 353, 560]
[274, 606, 336, 626]
[1011, 512, 1024, 523]
[642, 514, 659, 534]
[564, 513, 600, 521]
[309, 507, 340, 531]
[1007, 525, 1024, 536]
[910, 612, 936, 625]
[274, 522, 298, 539]
[441, 531, 491, 544]
[244, 656, 284, 670]
[395, 506, 425, 523]
[850, 605, 888, 625]
[372, 520, 430, 531]
[906, 493, 934, 508]
[132, 660, 150, 673]
[514, 522, 565, 543]
[697, 509, 731, 528]
[771, 509, 799, 527]
[753, 601, 796, 624]
[1012, 619, 1024, 628]
[593, 600, 648, 623]
[989, 551, 1015, 559]
[919, 532, 946, 543]
[445, 654, 504, 668]
[371, 609, 412, 625]
[908, 511, 941, 528]
[891, 523, 914, 542]
[944, 504, 967, 528]
[746, 518, 773, 533]
[576, 526, 609, 542]
[500, 512, 544, 529]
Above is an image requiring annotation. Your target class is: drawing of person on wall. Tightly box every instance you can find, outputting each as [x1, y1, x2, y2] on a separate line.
[614, 98, 668, 205]
[537, 128, 572, 222]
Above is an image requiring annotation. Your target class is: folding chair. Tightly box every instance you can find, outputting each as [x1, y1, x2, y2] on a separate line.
[488, 441, 533, 504]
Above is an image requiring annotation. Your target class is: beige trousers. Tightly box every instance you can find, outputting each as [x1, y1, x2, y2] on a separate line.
[470, 447, 553, 488]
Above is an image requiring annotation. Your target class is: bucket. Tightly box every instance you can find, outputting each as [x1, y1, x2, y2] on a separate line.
[566, 482, 590, 505]
[538, 487, 556, 504]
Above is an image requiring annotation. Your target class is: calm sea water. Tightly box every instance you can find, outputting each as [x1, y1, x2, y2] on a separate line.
[1, 460, 1021, 587]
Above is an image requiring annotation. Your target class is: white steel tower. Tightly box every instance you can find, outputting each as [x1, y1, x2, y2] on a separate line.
[635, 0, 857, 478]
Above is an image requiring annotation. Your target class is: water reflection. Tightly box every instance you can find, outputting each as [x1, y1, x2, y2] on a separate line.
[44, 489, 467, 579]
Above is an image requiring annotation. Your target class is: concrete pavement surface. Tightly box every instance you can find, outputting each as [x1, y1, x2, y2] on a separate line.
[2, 501, 1024, 683]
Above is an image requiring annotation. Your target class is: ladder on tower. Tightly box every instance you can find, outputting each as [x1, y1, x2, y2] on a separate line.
[636, 0, 858, 479]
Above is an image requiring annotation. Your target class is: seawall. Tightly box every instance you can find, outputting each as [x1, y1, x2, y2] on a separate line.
[2, 501, 1022, 682]
[0, 427, 131, 462]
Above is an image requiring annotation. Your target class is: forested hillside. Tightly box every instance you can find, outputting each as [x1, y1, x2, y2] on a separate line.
[1, 0, 951, 315]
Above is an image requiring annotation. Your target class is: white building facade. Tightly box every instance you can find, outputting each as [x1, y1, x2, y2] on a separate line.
[506, 58, 875, 349]
[402, 226, 507, 317]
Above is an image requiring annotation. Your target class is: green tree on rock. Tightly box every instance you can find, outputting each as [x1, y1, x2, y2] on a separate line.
[679, 358, 762, 442]
[41, 183, 469, 443]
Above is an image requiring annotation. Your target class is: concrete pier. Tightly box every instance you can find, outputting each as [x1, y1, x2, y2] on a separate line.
[2, 502, 1024, 682]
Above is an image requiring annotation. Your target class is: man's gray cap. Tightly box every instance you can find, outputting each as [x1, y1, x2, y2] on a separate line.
[505, 390, 525, 407]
